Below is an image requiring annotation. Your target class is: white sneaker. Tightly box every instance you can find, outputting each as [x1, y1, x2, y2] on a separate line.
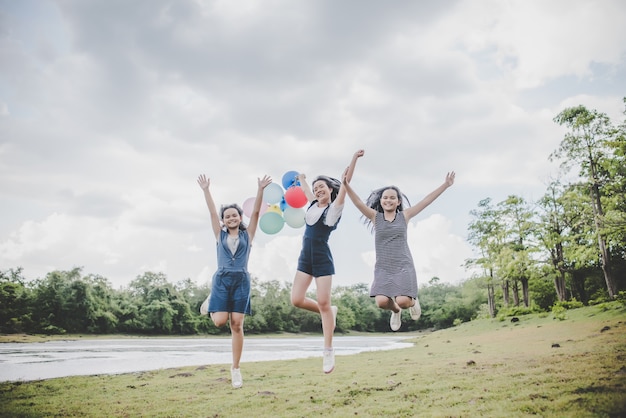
[409, 298, 421, 320]
[323, 348, 335, 374]
[390, 309, 402, 331]
[331, 305, 338, 328]
[200, 296, 209, 315]
[230, 367, 243, 388]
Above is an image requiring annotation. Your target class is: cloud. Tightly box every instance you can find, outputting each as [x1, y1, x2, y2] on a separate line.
[0, 0, 624, 289]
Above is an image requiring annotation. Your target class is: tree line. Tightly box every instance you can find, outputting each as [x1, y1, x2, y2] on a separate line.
[466, 101, 626, 315]
[0, 267, 488, 335]
[1, 100, 625, 336]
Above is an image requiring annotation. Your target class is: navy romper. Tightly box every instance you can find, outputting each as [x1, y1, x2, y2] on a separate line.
[297, 202, 340, 278]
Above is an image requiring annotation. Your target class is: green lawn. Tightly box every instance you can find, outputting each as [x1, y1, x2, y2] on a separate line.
[1, 303, 625, 417]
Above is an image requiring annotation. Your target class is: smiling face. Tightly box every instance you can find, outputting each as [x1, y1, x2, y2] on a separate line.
[222, 207, 242, 230]
[380, 188, 400, 212]
[312, 179, 332, 205]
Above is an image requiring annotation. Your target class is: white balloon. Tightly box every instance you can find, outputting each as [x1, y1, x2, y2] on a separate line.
[283, 206, 305, 228]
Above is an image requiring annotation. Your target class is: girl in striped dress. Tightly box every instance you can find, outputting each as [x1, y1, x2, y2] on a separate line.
[343, 169, 455, 331]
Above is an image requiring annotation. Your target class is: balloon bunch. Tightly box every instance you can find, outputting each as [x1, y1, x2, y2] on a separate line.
[242, 170, 308, 234]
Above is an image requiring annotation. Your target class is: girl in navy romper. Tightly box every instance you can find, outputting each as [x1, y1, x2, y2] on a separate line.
[291, 149, 364, 374]
[197, 173, 272, 388]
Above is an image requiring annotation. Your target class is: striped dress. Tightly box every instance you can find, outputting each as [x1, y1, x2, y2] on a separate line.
[370, 212, 418, 299]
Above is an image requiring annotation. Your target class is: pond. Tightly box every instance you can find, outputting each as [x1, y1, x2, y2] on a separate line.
[0, 335, 414, 382]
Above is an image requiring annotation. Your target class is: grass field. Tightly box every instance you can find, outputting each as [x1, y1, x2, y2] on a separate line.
[1, 303, 625, 417]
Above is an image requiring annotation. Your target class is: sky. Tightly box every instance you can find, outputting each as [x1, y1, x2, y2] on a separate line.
[1, 0, 625, 290]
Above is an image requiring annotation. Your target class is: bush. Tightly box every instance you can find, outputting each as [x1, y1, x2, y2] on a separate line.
[474, 303, 493, 319]
[551, 305, 567, 321]
[41, 325, 66, 335]
[497, 305, 539, 318]
[553, 299, 583, 310]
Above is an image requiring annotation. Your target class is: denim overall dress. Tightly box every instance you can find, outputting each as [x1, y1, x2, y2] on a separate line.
[208, 229, 252, 314]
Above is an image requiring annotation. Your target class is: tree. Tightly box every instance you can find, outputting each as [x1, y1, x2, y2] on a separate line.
[467, 198, 505, 316]
[560, 183, 605, 304]
[333, 284, 375, 332]
[536, 180, 569, 301]
[127, 272, 198, 334]
[496, 195, 534, 307]
[83, 274, 119, 333]
[552, 105, 619, 297]
[31, 268, 85, 334]
[0, 268, 32, 333]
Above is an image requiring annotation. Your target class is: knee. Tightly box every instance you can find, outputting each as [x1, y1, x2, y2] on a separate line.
[211, 313, 228, 328]
[375, 296, 390, 309]
[291, 293, 305, 308]
[212, 318, 228, 328]
[396, 297, 412, 309]
[317, 299, 331, 311]
[230, 320, 243, 333]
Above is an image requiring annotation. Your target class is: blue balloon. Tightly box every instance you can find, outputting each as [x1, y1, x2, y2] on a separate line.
[282, 170, 299, 189]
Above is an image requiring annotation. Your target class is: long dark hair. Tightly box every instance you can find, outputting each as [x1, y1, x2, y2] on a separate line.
[220, 204, 247, 231]
[362, 186, 411, 231]
[312, 176, 342, 202]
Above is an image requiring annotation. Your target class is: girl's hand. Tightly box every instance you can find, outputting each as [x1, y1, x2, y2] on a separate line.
[342, 167, 351, 185]
[197, 174, 210, 190]
[258, 175, 272, 189]
[354, 149, 365, 158]
[445, 171, 456, 187]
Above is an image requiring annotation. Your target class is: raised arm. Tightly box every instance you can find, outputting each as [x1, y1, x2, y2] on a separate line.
[247, 175, 272, 241]
[297, 173, 315, 202]
[197, 174, 222, 239]
[403, 171, 455, 221]
[335, 149, 365, 205]
[343, 174, 377, 222]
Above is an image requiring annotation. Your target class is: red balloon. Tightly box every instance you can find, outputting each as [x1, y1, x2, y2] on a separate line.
[284, 186, 308, 208]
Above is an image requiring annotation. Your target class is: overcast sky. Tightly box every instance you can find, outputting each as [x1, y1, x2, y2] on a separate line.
[1, 0, 625, 290]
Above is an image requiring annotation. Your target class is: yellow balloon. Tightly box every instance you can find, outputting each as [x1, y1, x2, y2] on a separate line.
[267, 204, 282, 214]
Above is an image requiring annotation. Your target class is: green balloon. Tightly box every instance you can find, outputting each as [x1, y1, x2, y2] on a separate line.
[259, 212, 285, 234]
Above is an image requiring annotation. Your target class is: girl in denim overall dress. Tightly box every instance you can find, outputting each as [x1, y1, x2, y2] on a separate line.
[198, 173, 272, 388]
[290, 149, 364, 374]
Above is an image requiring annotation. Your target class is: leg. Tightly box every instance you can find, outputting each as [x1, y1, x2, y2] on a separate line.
[408, 296, 421, 320]
[395, 295, 413, 310]
[210, 312, 230, 328]
[229, 312, 245, 369]
[316, 275, 336, 374]
[375, 295, 400, 312]
[376, 295, 402, 332]
[291, 271, 320, 313]
[315, 275, 334, 348]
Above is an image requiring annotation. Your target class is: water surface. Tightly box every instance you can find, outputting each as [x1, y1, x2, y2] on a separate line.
[0, 335, 413, 382]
